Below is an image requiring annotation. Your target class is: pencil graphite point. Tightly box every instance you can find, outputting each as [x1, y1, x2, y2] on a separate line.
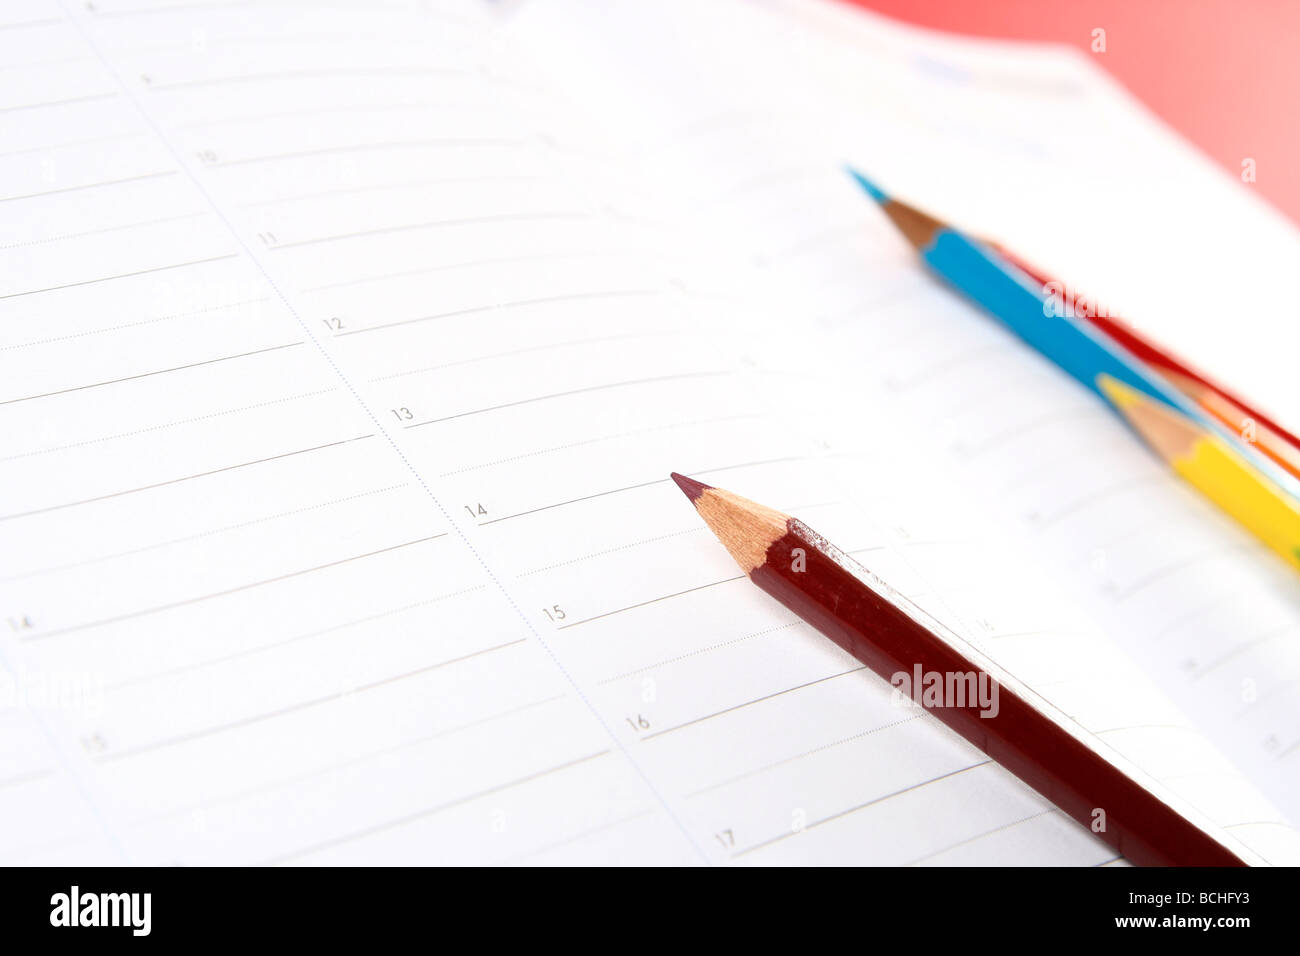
[1095, 373, 1142, 410]
[845, 165, 889, 204]
[670, 471, 712, 503]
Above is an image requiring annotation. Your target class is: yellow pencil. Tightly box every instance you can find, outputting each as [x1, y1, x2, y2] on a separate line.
[1098, 374, 1300, 575]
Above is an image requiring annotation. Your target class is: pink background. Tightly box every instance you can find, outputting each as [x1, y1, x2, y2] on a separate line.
[847, 0, 1300, 226]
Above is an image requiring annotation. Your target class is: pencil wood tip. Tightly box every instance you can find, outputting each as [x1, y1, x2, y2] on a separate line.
[670, 472, 712, 503]
[1097, 374, 1201, 463]
[846, 167, 945, 249]
[879, 196, 946, 252]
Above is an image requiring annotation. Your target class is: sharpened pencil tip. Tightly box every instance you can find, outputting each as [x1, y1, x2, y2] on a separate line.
[845, 165, 889, 204]
[1096, 373, 1142, 410]
[670, 472, 712, 503]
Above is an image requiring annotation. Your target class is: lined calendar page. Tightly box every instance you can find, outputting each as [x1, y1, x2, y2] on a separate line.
[0, 0, 1295, 866]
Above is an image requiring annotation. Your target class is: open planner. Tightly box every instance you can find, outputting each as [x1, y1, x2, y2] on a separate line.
[3, 0, 1300, 866]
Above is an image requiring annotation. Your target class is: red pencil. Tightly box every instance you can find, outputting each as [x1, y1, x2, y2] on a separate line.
[670, 472, 1255, 866]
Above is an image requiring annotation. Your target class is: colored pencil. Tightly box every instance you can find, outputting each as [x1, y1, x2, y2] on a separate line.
[1097, 376, 1300, 572]
[994, 246, 1300, 479]
[670, 471, 1256, 866]
[845, 167, 1197, 414]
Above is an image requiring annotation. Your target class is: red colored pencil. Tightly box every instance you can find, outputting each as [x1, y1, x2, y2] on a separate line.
[670, 472, 1255, 866]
